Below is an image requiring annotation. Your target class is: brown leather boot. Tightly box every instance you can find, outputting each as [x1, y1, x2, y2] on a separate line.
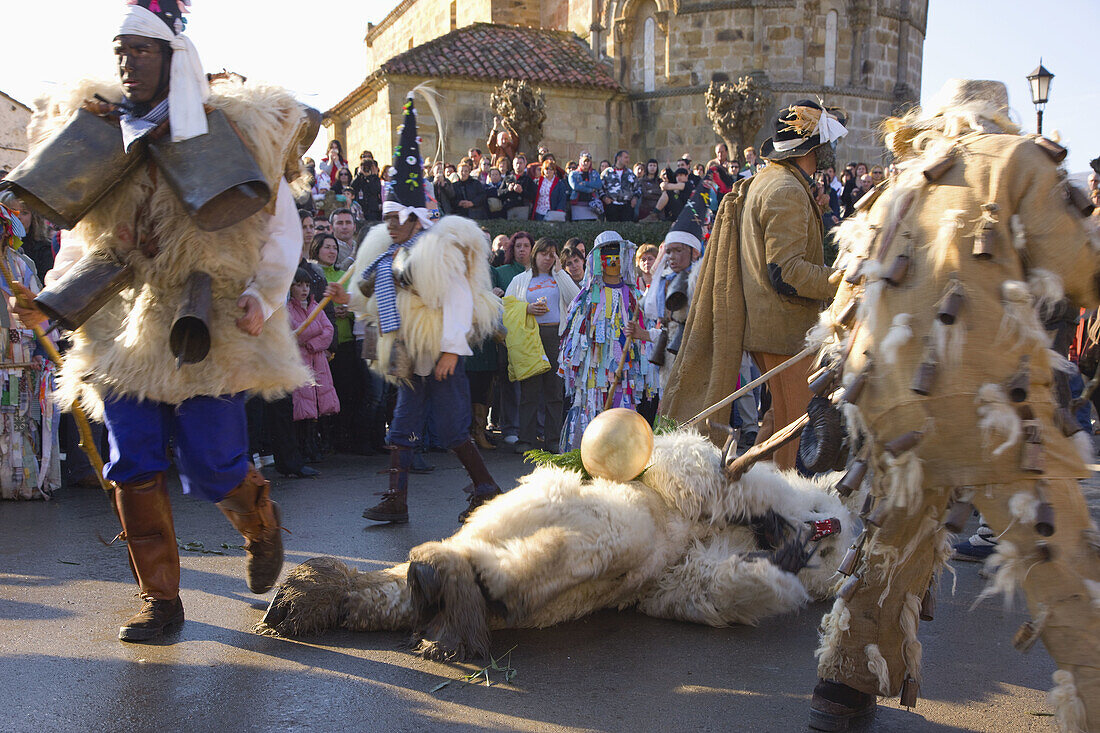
[216, 466, 285, 593]
[451, 439, 502, 523]
[808, 679, 877, 731]
[114, 474, 185, 642]
[363, 446, 410, 523]
[472, 404, 496, 450]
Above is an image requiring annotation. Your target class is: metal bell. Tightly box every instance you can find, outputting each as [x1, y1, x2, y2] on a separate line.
[972, 225, 997, 260]
[922, 147, 957, 182]
[844, 260, 866, 286]
[361, 323, 379, 362]
[169, 271, 213, 367]
[944, 500, 974, 533]
[387, 338, 413, 380]
[1034, 540, 1055, 562]
[920, 580, 936, 621]
[1005, 356, 1030, 403]
[837, 299, 859, 328]
[0, 108, 145, 229]
[1033, 482, 1055, 537]
[836, 459, 868, 497]
[1013, 620, 1041, 652]
[1035, 136, 1068, 163]
[936, 281, 965, 325]
[883, 430, 923, 457]
[842, 369, 870, 405]
[865, 501, 890, 528]
[884, 254, 911, 286]
[1064, 181, 1095, 217]
[911, 358, 937, 396]
[1055, 407, 1083, 437]
[33, 252, 134, 331]
[148, 108, 271, 232]
[899, 676, 920, 708]
[1021, 417, 1044, 474]
[860, 493, 875, 518]
[837, 545, 861, 576]
[808, 366, 838, 397]
[837, 574, 861, 601]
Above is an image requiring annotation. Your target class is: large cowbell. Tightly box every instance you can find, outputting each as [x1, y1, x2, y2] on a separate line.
[34, 253, 134, 331]
[148, 108, 271, 232]
[0, 108, 144, 230]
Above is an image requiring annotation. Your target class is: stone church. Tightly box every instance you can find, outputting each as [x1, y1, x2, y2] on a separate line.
[325, 0, 928, 168]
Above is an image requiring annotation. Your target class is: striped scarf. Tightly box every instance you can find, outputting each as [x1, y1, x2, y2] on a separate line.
[361, 231, 423, 334]
[120, 98, 170, 152]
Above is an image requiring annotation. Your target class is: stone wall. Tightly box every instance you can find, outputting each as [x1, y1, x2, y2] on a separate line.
[0, 92, 30, 172]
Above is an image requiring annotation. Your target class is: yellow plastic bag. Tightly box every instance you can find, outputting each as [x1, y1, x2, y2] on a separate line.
[503, 295, 550, 382]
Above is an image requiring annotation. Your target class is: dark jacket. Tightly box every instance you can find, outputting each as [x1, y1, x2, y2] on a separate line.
[500, 173, 536, 211]
[351, 173, 382, 221]
[450, 177, 488, 219]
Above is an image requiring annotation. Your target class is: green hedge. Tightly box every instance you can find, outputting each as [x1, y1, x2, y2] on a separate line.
[474, 219, 672, 247]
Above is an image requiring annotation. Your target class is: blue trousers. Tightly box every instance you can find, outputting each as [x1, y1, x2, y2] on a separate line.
[102, 393, 250, 503]
[387, 361, 472, 449]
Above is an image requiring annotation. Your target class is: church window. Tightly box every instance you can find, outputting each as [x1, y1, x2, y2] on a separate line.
[824, 10, 838, 87]
[643, 16, 656, 92]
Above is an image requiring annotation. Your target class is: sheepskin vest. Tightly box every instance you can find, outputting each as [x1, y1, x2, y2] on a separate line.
[347, 217, 502, 383]
[29, 79, 311, 418]
[822, 133, 1100, 490]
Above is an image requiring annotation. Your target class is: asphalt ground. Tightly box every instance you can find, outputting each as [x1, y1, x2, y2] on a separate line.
[2, 444, 1098, 733]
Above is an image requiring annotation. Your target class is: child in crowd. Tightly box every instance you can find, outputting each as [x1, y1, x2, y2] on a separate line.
[287, 268, 340, 462]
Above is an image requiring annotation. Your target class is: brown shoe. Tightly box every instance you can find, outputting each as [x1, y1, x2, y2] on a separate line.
[472, 404, 496, 450]
[808, 679, 877, 731]
[119, 595, 185, 642]
[217, 466, 285, 593]
[364, 446, 410, 523]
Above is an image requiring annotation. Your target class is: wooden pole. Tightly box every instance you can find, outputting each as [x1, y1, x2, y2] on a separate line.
[604, 304, 638, 411]
[295, 267, 355, 337]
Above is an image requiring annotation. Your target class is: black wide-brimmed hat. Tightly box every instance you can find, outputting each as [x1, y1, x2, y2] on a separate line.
[760, 99, 848, 162]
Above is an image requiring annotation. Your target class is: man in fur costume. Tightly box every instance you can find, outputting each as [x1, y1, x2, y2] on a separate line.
[806, 80, 1100, 732]
[663, 101, 847, 470]
[9, 0, 312, 642]
[326, 92, 503, 525]
[558, 231, 654, 450]
[256, 429, 853, 662]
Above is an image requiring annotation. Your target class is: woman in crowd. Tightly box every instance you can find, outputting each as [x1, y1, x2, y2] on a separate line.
[352, 158, 383, 223]
[505, 238, 580, 453]
[532, 158, 569, 221]
[492, 231, 534, 445]
[637, 159, 663, 222]
[635, 243, 658, 291]
[318, 139, 347, 192]
[325, 168, 363, 223]
[561, 238, 586, 285]
[287, 268, 339, 467]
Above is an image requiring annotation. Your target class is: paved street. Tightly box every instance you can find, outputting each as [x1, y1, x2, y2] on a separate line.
[2, 446, 1098, 733]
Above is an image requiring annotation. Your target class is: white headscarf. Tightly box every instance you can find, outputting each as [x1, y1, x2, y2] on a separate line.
[118, 4, 209, 142]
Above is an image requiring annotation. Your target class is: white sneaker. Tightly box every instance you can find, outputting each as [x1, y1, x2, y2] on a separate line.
[503, 435, 519, 445]
[253, 453, 263, 470]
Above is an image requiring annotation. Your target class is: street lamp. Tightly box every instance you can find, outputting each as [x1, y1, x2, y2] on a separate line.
[1026, 60, 1054, 135]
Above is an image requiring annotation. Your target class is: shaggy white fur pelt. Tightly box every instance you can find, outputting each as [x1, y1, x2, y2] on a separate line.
[257, 430, 857, 661]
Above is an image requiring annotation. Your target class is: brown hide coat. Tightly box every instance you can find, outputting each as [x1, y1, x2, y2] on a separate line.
[828, 132, 1100, 489]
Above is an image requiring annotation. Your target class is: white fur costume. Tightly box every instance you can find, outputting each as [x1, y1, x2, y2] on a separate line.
[259, 431, 857, 660]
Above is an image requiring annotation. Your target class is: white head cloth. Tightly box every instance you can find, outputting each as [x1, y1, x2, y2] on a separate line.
[771, 107, 849, 153]
[118, 4, 209, 142]
[382, 200, 435, 230]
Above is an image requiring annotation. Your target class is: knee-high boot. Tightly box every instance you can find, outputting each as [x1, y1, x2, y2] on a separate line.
[216, 466, 285, 594]
[363, 446, 411, 523]
[115, 473, 184, 642]
[472, 404, 496, 450]
[451, 439, 502, 523]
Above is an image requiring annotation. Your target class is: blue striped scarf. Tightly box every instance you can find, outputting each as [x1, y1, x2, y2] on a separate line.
[362, 231, 423, 334]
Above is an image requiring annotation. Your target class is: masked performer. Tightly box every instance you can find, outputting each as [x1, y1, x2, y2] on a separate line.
[327, 92, 503, 525]
[806, 80, 1100, 732]
[559, 231, 654, 451]
[7, 0, 313, 642]
[663, 101, 847, 470]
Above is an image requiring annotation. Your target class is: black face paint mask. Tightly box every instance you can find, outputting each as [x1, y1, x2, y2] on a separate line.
[815, 143, 836, 173]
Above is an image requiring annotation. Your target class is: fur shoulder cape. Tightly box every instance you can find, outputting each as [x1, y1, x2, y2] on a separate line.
[347, 217, 502, 382]
[661, 179, 753, 445]
[32, 78, 311, 418]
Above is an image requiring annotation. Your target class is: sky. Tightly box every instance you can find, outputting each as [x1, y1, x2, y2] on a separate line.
[4, 1, 1099, 172]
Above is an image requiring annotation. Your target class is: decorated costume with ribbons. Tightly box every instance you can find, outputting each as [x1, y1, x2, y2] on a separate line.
[345, 89, 503, 525]
[808, 80, 1100, 731]
[3, 0, 316, 641]
[0, 205, 59, 499]
[559, 232, 654, 450]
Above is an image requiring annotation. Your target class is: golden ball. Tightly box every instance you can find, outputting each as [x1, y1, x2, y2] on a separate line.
[580, 408, 654, 482]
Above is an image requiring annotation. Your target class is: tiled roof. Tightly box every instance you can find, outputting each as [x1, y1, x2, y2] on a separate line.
[380, 23, 622, 92]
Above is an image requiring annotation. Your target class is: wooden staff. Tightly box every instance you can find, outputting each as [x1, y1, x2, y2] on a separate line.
[294, 267, 355, 336]
[679, 343, 816, 428]
[604, 304, 639, 411]
[0, 240, 108, 492]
